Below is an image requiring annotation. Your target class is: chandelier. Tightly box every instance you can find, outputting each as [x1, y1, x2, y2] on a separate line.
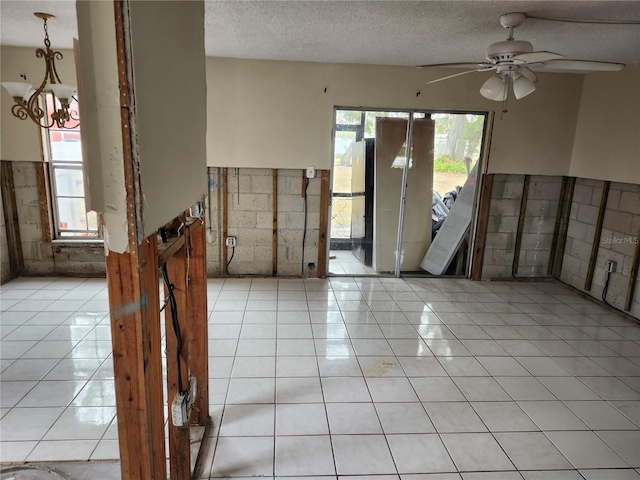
[1, 13, 78, 129]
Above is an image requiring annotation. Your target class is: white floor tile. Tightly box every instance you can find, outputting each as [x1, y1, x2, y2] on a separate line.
[424, 402, 487, 433]
[388, 434, 456, 474]
[275, 435, 335, 476]
[326, 402, 382, 434]
[546, 431, 629, 469]
[211, 436, 274, 477]
[441, 433, 515, 472]
[375, 402, 435, 434]
[332, 434, 396, 475]
[219, 404, 274, 436]
[494, 432, 573, 470]
[275, 403, 329, 435]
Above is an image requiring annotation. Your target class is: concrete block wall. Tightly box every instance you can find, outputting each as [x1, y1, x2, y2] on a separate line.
[517, 175, 563, 277]
[561, 180, 640, 318]
[7, 161, 105, 276]
[206, 167, 321, 277]
[481, 174, 524, 279]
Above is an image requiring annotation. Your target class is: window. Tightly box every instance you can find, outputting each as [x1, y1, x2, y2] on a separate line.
[43, 95, 99, 239]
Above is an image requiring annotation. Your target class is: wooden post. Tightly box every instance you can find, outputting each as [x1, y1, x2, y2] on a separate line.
[471, 173, 493, 281]
[0, 161, 24, 277]
[547, 177, 568, 276]
[584, 181, 610, 291]
[164, 241, 191, 480]
[553, 177, 576, 277]
[107, 236, 167, 480]
[188, 220, 209, 424]
[272, 169, 278, 276]
[35, 162, 52, 243]
[317, 169, 330, 278]
[222, 167, 228, 273]
[625, 225, 640, 311]
[512, 175, 530, 276]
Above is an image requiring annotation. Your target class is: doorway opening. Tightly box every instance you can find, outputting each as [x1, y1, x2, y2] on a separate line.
[328, 109, 487, 277]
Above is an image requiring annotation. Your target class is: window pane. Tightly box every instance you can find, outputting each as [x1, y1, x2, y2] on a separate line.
[49, 130, 82, 162]
[87, 211, 98, 231]
[54, 168, 85, 197]
[56, 197, 88, 231]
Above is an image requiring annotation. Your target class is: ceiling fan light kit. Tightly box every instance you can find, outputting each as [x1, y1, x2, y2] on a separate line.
[421, 12, 625, 104]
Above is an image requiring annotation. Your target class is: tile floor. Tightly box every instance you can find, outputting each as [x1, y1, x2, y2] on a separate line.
[329, 250, 377, 275]
[1, 275, 640, 480]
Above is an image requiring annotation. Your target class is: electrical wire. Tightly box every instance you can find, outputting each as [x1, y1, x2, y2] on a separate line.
[161, 263, 185, 394]
[602, 269, 611, 306]
[301, 177, 309, 276]
[226, 245, 235, 275]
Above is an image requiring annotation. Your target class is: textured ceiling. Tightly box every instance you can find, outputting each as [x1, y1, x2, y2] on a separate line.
[1, 1, 639, 67]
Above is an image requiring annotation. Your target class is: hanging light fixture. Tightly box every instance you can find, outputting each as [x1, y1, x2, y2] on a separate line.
[479, 74, 508, 101]
[2, 13, 78, 129]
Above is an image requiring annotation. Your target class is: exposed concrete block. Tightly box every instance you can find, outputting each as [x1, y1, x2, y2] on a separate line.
[521, 233, 552, 251]
[526, 199, 554, 218]
[229, 193, 271, 211]
[618, 191, 640, 215]
[256, 212, 274, 229]
[525, 216, 556, 235]
[306, 178, 321, 196]
[572, 184, 594, 205]
[502, 180, 526, 199]
[485, 232, 515, 250]
[286, 212, 305, 229]
[481, 264, 512, 279]
[612, 182, 640, 193]
[576, 204, 599, 225]
[602, 209, 634, 234]
[278, 230, 304, 245]
[489, 198, 520, 217]
[569, 201, 578, 220]
[489, 248, 514, 266]
[530, 178, 562, 201]
[229, 228, 272, 246]
[577, 178, 599, 187]
[585, 224, 596, 242]
[567, 238, 592, 260]
[243, 168, 272, 177]
[607, 188, 621, 211]
[278, 175, 302, 195]
[251, 176, 274, 194]
[227, 173, 252, 194]
[562, 253, 581, 276]
[227, 211, 257, 228]
[487, 215, 518, 234]
[567, 220, 587, 240]
[278, 194, 304, 213]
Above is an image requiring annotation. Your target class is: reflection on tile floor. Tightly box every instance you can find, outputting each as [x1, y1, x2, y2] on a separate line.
[1, 276, 640, 479]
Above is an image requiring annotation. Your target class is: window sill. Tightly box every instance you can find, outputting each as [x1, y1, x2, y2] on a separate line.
[52, 239, 104, 246]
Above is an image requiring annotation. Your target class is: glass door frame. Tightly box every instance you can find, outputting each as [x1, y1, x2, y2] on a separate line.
[328, 106, 491, 278]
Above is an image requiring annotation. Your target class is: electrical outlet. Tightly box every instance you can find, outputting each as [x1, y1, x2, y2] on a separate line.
[171, 391, 188, 426]
[605, 260, 617, 273]
[226, 236, 237, 247]
[306, 167, 316, 179]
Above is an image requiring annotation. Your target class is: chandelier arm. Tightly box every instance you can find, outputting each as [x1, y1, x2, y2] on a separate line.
[10, 103, 30, 121]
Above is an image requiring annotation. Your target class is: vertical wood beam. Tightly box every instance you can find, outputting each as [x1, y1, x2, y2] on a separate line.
[471, 173, 493, 281]
[317, 169, 330, 278]
[35, 162, 52, 243]
[222, 167, 228, 273]
[584, 181, 610, 291]
[164, 242, 191, 480]
[107, 236, 166, 480]
[553, 177, 576, 277]
[272, 169, 278, 276]
[512, 175, 530, 276]
[188, 220, 209, 424]
[0, 161, 24, 276]
[547, 177, 568, 276]
[625, 225, 640, 311]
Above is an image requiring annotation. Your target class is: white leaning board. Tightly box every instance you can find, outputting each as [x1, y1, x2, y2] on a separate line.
[420, 164, 478, 275]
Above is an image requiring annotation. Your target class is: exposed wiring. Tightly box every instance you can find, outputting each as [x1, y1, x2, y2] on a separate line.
[602, 269, 611, 306]
[301, 177, 309, 276]
[161, 263, 185, 395]
[226, 245, 235, 275]
[526, 14, 640, 25]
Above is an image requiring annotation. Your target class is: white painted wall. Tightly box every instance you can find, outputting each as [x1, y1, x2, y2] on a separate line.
[570, 65, 640, 185]
[206, 57, 585, 176]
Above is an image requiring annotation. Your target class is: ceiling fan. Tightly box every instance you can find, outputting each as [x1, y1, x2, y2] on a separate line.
[420, 12, 625, 101]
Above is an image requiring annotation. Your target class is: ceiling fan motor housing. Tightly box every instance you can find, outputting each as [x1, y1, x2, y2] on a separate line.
[486, 40, 533, 63]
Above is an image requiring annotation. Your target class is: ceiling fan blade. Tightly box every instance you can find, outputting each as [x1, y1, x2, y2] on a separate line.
[512, 51, 564, 64]
[531, 59, 625, 73]
[425, 68, 493, 85]
[518, 67, 538, 83]
[417, 62, 494, 69]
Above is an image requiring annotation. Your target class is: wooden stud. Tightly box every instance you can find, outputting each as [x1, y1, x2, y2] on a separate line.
[301, 169, 307, 198]
[272, 169, 278, 276]
[188, 219, 209, 424]
[512, 175, 530, 277]
[35, 162, 52, 243]
[164, 241, 191, 480]
[0, 161, 24, 277]
[625, 224, 640, 311]
[471, 173, 493, 281]
[158, 234, 186, 267]
[317, 169, 330, 278]
[553, 177, 576, 277]
[547, 177, 568, 276]
[107, 236, 167, 480]
[222, 167, 228, 273]
[584, 181, 610, 291]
